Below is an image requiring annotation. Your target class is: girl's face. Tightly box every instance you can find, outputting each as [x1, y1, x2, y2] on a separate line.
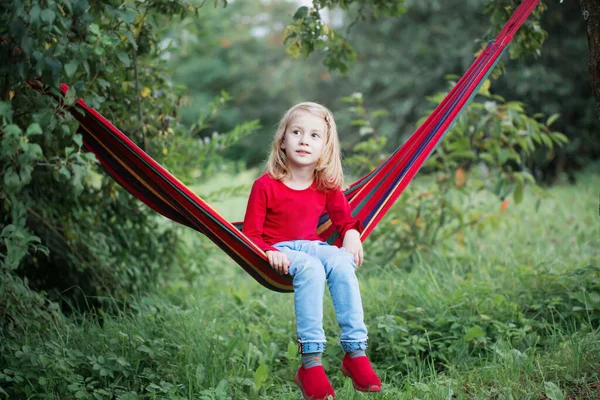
[281, 110, 327, 171]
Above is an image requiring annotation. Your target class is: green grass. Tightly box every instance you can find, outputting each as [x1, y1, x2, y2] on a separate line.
[1, 173, 599, 399]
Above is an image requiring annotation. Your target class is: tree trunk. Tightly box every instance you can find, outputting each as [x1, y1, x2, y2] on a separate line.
[580, 0, 600, 120]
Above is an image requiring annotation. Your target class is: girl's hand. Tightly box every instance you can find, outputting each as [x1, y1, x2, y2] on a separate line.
[342, 229, 364, 268]
[265, 250, 291, 275]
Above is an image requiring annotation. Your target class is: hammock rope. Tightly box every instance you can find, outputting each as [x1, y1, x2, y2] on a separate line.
[33, 0, 540, 292]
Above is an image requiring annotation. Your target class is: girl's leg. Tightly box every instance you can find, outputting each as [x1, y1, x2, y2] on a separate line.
[273, 241, 327, 353]
[275, 241, 336, 399]
[305, 241, 381, 393]
[303, 241, 368, 352]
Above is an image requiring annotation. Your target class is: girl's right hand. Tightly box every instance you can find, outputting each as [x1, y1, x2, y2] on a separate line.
[265, 250, 291, 275]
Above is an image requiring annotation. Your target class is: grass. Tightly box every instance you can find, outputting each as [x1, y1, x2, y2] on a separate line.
[1, 172, 599, 399]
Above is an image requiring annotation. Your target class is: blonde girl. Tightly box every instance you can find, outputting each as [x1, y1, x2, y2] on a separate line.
[242, 102, 381, 400]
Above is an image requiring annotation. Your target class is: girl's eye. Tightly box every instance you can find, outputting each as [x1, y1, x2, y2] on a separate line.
[311, 133, 320, 138]
[292, 130, 300, 135]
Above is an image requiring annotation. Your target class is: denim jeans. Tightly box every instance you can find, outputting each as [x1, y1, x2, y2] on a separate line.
[273, 240, 368, 354]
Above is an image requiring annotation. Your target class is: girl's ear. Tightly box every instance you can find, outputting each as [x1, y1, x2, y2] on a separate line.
[280, 138, 285, 150]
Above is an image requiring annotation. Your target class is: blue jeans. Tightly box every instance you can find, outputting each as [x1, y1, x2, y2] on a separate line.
[273, 240, 368, 354]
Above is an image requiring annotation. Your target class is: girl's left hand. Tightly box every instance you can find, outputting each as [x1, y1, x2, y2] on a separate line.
[342, 229, 364, 268]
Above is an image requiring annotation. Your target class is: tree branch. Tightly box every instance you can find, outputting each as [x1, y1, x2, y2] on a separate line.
[26, 207, 111, 292]
[132, 41, 145, 150]
[26, 207, 86, 265]
[2, 73, 9, 101]
[580, 0, 600, 120]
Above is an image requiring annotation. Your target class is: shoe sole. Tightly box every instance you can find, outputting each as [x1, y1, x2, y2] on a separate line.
[293, 372, 335, 400]
[294, 373, 335, 400]
[340, 364, 382, 393]
[293, 373, 310, 400]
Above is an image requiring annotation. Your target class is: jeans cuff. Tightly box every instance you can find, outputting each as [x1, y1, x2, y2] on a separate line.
[340, 339, 368, 353]
[297, 340, 327, 354]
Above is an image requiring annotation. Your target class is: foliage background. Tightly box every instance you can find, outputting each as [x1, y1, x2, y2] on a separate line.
[1, 0, 598, 398]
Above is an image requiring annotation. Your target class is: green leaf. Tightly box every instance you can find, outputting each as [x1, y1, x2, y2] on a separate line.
[371, 109, 390, 118]
[137, 345, 153, 355]
[4, 167, 21, 189]
[65, 61, 78, 77]
[67, 383, 80, 392]
[26, 123, 42, 136]
[73, 134, 83, 147]
[123, 31, 138, 50]
[41, 9, 56, 24]
[544, 382, 565, 400]
[506, 101, 524, 112]
[116, 51, 131, 67]
[542, 134, 554, 150]
[195, 364, 205, 384]
[118, 9, 137, 25]
[97, 79, 110, 90]
[59, 167, 71, 180]
[0, 102, 12, 119]
[479, 153, 494, 164]
[550, 132, 569, 144]
[10, 20, 27, 39]
[253, 362, 268, 390]
[45, 57, 62, 76]
[359, 126, 374, 136]
[449, 151, 477, 160]
[65, 86, 77, 106]
[546, 113, 560, 127]
[293, 6, 309, 20]
[497, 149, 510, 165]
[82, 60, 90, 75]
[74, 0, 90, 15]
[463, 326, 486, 342]
[513, 184, 523, 204]
[30, 5, 41, 25]
[3, 124, 22, 135]
[90, 23, 100, 35]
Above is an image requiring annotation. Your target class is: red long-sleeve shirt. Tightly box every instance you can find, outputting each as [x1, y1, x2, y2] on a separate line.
[242, 174, 363, 252]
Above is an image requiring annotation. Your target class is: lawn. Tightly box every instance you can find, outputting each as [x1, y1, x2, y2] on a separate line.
[1, 172, 598, 399]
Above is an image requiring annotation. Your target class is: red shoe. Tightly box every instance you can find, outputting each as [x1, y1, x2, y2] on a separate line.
[293, 365, 335, 400]
[340, 353, 382, 392]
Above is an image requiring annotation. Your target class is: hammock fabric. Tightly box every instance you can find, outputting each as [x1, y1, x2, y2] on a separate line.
[35, 0, 539, 292]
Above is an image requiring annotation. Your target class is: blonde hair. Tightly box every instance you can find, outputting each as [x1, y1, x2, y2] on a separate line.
[266, 102, 343, 191]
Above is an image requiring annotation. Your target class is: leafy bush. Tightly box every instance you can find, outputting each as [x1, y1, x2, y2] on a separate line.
[367, 263, 600, 371]
[0, 1, 258, 312]
[344, 82, 568, 269]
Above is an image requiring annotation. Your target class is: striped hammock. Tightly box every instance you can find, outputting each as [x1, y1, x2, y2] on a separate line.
[37, 0, 539, 292]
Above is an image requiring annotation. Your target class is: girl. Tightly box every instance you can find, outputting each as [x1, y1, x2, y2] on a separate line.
[242, 102, 381, 400]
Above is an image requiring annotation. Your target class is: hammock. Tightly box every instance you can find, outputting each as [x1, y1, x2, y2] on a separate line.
[35, 0, 539, 292]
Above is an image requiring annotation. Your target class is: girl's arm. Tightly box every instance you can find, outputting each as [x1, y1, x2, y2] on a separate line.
[326, 189, 363, 240]
[326, 189, 364, 266]
[242, 180, 279, 253]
